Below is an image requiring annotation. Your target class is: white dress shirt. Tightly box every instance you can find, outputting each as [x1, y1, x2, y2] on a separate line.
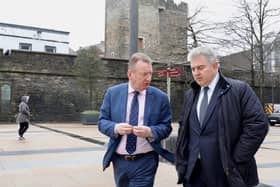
[116, 82, 153, 155]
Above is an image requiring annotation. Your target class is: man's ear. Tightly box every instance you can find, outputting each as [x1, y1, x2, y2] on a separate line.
[213, 61, 219, 70]
[127, 70, 132, 79]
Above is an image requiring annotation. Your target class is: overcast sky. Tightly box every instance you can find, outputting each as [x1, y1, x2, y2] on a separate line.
[0, 0, 279, 51]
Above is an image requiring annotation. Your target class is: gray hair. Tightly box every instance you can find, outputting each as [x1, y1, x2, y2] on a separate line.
[128, 52, 152, 70]
[188, 46, 217, 64]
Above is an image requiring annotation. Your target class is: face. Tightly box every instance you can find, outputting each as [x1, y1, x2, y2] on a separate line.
[128, 60, 153, 91]
[191, 55, 219, 87]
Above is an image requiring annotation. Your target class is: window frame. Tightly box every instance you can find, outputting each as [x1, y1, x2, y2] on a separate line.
[45, 45, 56, 53]
[19, 43, 32, 51]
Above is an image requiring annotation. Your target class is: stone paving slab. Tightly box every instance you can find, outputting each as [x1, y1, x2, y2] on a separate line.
[0, 123, 279, 187]
[0, 123, 177, 187]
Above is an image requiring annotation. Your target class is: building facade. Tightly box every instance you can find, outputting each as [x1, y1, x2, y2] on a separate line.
[263, 42, 280, 73]
[0, 22, 70, 54]
[105, 0, 188, 64]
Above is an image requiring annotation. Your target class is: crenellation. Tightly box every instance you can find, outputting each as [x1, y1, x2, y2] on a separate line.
[158, 0, 188, 12]
[178, 2, 188, 12]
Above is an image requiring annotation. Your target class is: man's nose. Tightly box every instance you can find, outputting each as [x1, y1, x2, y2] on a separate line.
[146, 74, 152, 81]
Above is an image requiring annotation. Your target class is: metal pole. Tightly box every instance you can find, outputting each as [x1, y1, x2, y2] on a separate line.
[167, 62, 171, 101]
[129, 0, 138, 57]
[167, 70, 171, 101]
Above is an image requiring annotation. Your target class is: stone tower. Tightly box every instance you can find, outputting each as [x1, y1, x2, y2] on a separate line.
[105, 0, 188, 64]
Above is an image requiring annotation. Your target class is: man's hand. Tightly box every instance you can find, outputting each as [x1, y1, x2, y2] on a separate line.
[115, 123, 133, 135]
[133, 126, 153, 138]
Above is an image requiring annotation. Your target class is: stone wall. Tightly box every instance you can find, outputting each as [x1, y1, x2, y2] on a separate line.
[158, 0, 188, 63]
[138, 0, 161, 60]
[0, 50, 88, 122]
[105, 0, 188, 63]
[0, 50, 187, 122]
[105, 0, 130, 59]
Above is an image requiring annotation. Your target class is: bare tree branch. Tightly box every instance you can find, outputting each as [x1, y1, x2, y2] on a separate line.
[221, 0, 280, 104]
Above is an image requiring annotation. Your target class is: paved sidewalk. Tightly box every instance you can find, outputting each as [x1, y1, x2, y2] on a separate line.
[0, 123, 279, 187]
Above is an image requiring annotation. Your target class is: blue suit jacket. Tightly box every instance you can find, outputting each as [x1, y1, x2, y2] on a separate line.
[98, 83, 174, 170]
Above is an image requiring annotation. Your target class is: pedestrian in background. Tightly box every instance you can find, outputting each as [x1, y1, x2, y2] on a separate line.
[98, 52, 174, 187]
[175, 46, 268, 187]
[16, 96, 31, 140]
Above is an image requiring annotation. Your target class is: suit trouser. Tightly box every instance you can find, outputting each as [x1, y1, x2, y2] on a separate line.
[183, 159, 228, 187]
[112, 152, 158, 187]
[18, 122, 29, 137]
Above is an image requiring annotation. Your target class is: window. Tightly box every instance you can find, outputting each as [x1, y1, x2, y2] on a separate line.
[19, 43, 32, 51]
[138, 37, 144, 49]
[45, 46, 56, 53]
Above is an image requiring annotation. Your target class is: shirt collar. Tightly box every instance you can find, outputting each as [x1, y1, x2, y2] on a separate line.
[128, 82, 146, 96]
[201, 72, 220, 91]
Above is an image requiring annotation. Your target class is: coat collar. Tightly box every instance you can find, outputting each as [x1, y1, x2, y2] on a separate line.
[190, 71, 231, 95]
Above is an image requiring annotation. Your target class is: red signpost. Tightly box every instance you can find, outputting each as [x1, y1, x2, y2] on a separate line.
[154, 67, 183, 77]
[154, 67, 183, 101]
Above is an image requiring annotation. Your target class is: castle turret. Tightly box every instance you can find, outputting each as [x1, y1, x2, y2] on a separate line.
[105, 0, 188, 63]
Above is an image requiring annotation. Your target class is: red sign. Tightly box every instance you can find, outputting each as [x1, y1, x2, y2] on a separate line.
[167, 67, 183, 77]
[155, 69, 167, 77]
[154, 67, 183, 78]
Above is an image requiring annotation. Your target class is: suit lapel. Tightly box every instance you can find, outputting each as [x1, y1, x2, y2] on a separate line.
[144, 87, 153, 126]
[201, 79, 223, 131]
[192, 94, 202, 134]
[120, 84, 128, 122]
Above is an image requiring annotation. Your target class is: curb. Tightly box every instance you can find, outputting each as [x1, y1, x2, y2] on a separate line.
[32, 123, 106, 146]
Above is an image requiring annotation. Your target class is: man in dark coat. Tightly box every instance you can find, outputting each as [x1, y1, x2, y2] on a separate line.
[175, 46, 268, 187]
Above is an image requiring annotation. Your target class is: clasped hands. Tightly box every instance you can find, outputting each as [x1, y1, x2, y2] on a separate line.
[115, 123, 152, 138]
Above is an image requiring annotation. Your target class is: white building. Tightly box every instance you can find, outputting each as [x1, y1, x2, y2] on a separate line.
[0, 22, 70, 54]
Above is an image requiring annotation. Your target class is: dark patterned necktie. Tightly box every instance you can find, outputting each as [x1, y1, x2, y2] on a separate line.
[199, 87, 209, 126]
[126, 91, 139, 154]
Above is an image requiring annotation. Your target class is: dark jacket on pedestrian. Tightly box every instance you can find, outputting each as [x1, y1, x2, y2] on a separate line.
[175, 73, 269, 187]
[16, 96, 31, 123]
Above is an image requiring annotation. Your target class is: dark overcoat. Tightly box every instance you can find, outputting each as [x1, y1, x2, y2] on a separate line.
[175, 73, 269, 187]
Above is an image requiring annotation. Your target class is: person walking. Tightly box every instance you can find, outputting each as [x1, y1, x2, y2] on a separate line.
[98, 52, 174, 187]
[175, 46, 268, 187]
[17, 96, 31, 140]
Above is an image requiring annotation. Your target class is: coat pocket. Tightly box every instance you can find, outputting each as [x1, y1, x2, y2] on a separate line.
[228, 167, 247, 187]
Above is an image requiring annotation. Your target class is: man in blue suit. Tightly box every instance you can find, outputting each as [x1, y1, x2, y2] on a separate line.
[175, 46, 268, 187]
[98, 52, 173, 187]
